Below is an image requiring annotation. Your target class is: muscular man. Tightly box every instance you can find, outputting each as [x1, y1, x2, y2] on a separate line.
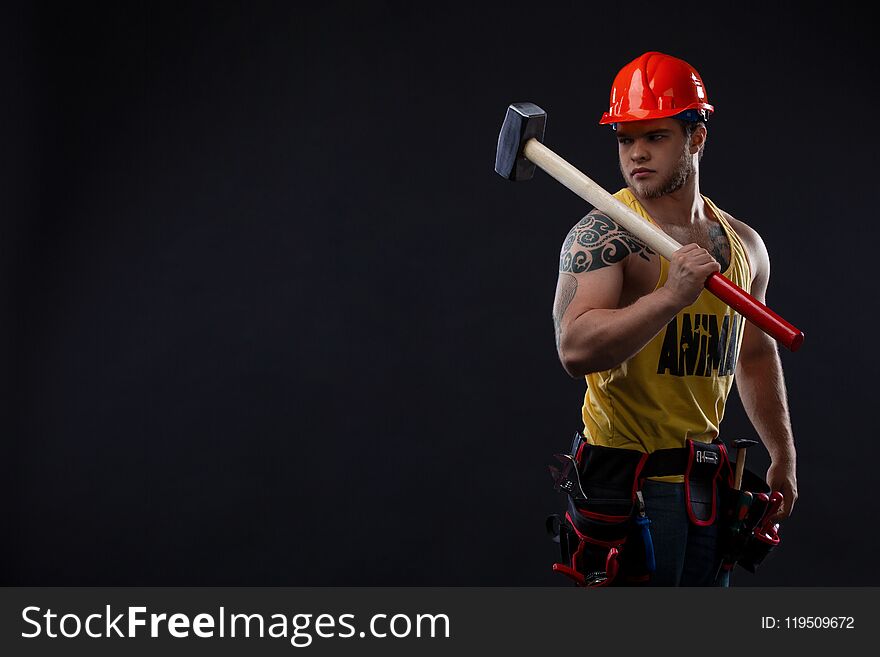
[552, 52, 797, 586]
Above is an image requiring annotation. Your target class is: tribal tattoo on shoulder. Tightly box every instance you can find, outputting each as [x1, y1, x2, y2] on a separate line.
[559, 212, 655, 273]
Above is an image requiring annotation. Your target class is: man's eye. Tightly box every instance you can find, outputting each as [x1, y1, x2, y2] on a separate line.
[649, 135, 665, 141]
[618, 138, 632, 145]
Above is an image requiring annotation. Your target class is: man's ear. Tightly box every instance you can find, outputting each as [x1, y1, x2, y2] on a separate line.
[690, 123, 707, 154]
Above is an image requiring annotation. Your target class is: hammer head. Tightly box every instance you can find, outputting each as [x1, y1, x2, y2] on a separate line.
[494, 102, 546, 181]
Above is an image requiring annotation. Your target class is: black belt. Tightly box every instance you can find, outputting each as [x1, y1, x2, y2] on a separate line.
[569, 432, 731, 479]
[642, 447, 690, 477]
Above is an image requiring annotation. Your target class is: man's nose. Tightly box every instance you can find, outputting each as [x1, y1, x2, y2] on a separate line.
[630, 141, 649, 162]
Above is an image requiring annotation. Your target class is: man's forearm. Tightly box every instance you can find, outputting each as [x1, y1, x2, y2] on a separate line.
[559, 287, 682, 376]
[736, 348, 796, 462]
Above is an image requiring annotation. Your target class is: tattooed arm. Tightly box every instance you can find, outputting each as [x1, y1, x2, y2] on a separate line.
[553, 211, 719, 376]
[729, 218, 797, 523]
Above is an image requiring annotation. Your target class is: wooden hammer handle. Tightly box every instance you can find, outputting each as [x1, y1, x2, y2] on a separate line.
[734, 453, 747, 491]
[522, 139, 804, 352]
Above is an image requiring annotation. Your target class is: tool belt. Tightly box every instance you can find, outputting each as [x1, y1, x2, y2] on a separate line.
[547, 432, 782, 587]
[717, 473, 783, 574]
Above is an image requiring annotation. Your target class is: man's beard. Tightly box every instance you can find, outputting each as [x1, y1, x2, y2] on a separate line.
[625, 148, 695, 199]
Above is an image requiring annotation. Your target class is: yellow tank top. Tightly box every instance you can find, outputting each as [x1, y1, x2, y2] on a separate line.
[581, 189, 752, 476]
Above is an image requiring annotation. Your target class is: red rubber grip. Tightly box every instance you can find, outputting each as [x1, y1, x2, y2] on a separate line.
[704, 273, 804, 352]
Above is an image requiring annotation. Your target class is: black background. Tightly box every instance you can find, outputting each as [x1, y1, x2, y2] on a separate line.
[4, 1, 877, 585]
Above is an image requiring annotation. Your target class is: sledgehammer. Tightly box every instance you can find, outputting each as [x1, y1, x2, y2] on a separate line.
[494, 102, 804, 352]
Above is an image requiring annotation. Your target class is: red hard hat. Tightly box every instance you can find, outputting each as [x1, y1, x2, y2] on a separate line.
[599, 51, 714, 125]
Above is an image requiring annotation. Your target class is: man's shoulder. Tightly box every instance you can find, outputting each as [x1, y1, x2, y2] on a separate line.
[720, 211, 767, 257]
[559, 210, 656, 274]
[716, 210, 770, 283]
[564, 208, 619, 232]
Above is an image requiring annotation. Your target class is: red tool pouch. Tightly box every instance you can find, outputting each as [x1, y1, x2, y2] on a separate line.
[718, 464, 783, 574]
[684, 439, 732, 526]
[548, 438, 648, 587]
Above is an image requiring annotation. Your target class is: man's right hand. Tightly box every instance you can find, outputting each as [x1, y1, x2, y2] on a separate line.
[662, 243, 721, 309]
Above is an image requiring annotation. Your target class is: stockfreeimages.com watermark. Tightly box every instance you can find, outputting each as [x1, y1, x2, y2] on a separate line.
[22, 606, 451, 647]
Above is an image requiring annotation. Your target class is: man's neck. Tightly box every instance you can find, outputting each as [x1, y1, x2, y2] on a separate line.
[629, 175, 709, 226]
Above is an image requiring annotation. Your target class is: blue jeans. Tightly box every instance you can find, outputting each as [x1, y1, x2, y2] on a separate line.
[639, 479, 729, 587]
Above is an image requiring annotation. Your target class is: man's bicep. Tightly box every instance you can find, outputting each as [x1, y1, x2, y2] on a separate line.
[554, 257, 625, 358]
[730, 219, 774, 364]
[552, 264, 623, 353]
[554, 266, 623, 320]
